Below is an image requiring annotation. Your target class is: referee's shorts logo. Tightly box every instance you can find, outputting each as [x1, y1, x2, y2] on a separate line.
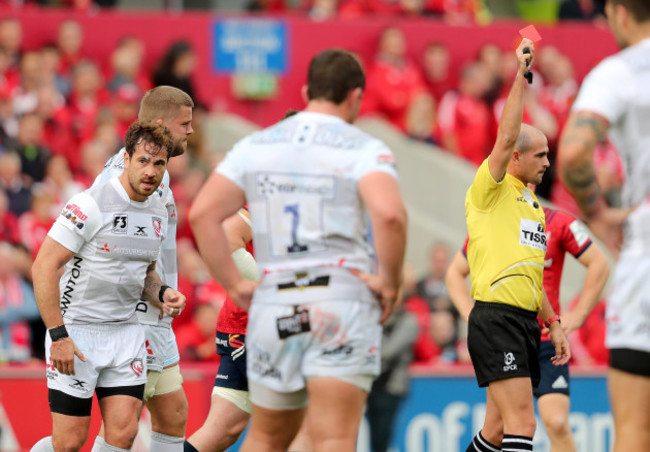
[503, 352, 518, 371]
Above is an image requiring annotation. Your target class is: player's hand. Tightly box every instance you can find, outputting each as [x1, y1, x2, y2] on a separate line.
[228, 278, 257, 311]
[559, 311, 586, 335]
[548, 322, 571, 366]
[516, 38, 535, 75]
[161, 288, 187, 319]
[50, 337, 86, 376]
[349, 269, 399, 325]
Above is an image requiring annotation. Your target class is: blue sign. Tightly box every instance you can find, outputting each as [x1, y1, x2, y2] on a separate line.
[230, 373, 612, 452]
[213, 19, 288, 74]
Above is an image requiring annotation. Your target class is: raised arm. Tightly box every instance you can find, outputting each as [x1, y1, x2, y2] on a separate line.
[445, 250, 473, 322]
[487, 38, 534, 182]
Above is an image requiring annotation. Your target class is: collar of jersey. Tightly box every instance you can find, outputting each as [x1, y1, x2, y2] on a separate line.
[110, 177, 153, 208]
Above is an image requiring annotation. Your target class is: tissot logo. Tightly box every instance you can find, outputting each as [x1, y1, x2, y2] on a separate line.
[519, 218, 547, 251]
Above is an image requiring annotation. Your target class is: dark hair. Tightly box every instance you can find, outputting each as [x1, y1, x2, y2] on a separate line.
[124, 120, 174, 160]
[608, 0, 650, 22]
[139, 85, 194, 122]
[307, 49, 365, 104]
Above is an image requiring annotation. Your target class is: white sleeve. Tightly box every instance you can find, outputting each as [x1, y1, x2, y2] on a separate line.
[353, 140, 399, 181]
[48, 193, 102, 253]
[91, 150, 126, 188]
[572, 57, 632, 124]
[215, 139, 249, 189]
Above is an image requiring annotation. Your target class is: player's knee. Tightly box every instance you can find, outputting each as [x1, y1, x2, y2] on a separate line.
[106, 422, 139, 449]
[544, 414, 571, 438]
[224, 416, 249, 441]
[52, 430, 88, 452]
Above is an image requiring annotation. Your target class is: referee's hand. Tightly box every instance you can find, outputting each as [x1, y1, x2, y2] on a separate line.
[548, 323, 571, 366]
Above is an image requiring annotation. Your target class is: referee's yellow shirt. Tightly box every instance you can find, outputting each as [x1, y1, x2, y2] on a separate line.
[465, 159, 547, 312]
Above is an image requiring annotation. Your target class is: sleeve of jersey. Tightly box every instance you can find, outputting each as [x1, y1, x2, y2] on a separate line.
[571, 57, 632, 124]
[466, 158, 502, 211]
[215, 140, 248, 190]
[353, 141, 399, 181]
[461, 236, 469, 258]
[561, 213, 592, 258]
[47, 193, 102, 253]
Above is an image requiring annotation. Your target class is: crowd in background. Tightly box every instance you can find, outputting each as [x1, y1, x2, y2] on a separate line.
[0, 13, 612, 368]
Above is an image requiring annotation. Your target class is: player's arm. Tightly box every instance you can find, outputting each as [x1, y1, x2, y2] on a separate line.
[189, 173, 256, 310]
[445, 250, 473, 322]
[358, 172, 408, 324]
[224, 209, 258, 282]
[539, 289, 571, 366]
[142, 261, 186, 318]
[32, 236, 86, 375]
[557, 111, 610, 220]
[487, 38, 534, 182]
[562, 243, 610, 334]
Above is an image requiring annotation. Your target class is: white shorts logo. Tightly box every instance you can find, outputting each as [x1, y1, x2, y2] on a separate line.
[519, 219, 547, 251]
[503, 352, 518, 371]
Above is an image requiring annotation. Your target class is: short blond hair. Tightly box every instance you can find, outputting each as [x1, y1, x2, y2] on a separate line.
[138, 86, 194, 122]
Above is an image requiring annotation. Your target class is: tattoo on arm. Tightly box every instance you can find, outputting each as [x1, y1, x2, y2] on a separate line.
[141, 264, 163, 303]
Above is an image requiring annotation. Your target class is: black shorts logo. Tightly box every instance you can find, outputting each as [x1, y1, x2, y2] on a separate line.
[503, 352, 518, 371]
[276, 307, 311, 339]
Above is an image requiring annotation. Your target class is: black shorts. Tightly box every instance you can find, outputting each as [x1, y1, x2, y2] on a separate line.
[214, 332, 248, 391]
[610, 348, 650, 377]
[533, 340, 570, 398]
[467, 301, 541, 388]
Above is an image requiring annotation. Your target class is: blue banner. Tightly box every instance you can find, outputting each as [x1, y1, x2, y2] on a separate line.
[212, 19, 288, 74]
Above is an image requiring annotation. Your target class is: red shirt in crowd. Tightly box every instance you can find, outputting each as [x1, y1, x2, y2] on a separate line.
[438, 91, 492, 167]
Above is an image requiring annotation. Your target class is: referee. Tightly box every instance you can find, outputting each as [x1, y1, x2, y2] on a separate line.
[464, 39, 570, 452]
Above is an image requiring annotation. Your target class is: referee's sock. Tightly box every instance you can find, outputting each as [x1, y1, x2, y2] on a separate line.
[501, 434, 533, 451]
[465, 431, 501, 452]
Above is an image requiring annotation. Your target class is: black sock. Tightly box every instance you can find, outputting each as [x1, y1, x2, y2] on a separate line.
[183, 441, 199, 452]
[465, 431, 502, 452]
[501, 434, 533, 451]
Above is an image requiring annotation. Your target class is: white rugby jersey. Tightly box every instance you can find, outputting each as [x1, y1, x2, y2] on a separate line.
[48, 178, 168, 324]
[93, 150, 177, 326]
[216, 111, 398, 280]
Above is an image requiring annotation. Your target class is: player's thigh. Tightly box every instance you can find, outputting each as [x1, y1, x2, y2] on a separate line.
[204, 391, 251, 435]
[608, 367, 650, 428]
[306, 377, 368, 442]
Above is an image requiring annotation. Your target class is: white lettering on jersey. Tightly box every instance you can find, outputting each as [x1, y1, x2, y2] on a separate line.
[568, 220, 589, 247]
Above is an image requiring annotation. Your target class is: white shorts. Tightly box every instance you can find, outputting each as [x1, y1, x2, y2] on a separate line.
[46, 323, 147, 398]
[246, 299, 381, 395]
[606, 256, 650, 353]
[143, 325, 179, 372]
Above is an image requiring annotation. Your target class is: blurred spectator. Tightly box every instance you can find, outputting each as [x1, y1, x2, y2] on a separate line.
[0, 81, 18, 141]
[571, 296, 608, 365]
[65, 60, 109, 163]
[175, 303, 220, 363]
[18, 184, 56, 259]
[42, 155, 84, 212]
[57, 19, 85, 81]
[437, 62, 493, 166]
[14, 50, 44, 116]
[422, 42, 455, 104]
[0, 190, 19, 245]
[76, 139, 113, 187]
[152, 41, 202, 109]
[476, 43, 502, 104]
[0, 18, 22, 72]
[405, 92, 437, 143]
[0, 242, 40, 363]
[307, 0, 339, 20]
[365, 302, 418, 452]
[363, 27, 428, 132]
[559, 0, 605, 20]
[111, 82, 142, 139]
[35, 83, 75, 169]
[0, 152, 30, 216]
[107, 36, 151, 95]
[40, 43, 70, 97]
[13, 113, 51, 184]
[537, 51, 578, 132]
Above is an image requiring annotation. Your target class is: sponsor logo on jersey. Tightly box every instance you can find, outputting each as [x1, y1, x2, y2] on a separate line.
[99, 243, 111, 253]
[569, 220, 590, 247]
[131, 358, 144, 376]
[61, 256, 82, 315]
[377, 154, 396, 167]
[251, 349, 282, 380]
[277, 274, 330, 291]
[519, 219, 547, 251]
[152, 217, 162, 237]
[69, 379, 90, 392]
[503, 352, 518, 371]
[61, 203, 87, 230]
[112, 214, 128, 234]
[256, 173, 335, 197]
[134, 226, 148, 237]
[321, 344, 353, 356]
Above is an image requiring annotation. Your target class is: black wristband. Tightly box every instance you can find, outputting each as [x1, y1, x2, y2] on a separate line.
[49, 325, 69, 342]
[159, 285, 171, 303]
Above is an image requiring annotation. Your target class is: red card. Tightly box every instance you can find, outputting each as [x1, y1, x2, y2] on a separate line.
[519, 25, 542, 43]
